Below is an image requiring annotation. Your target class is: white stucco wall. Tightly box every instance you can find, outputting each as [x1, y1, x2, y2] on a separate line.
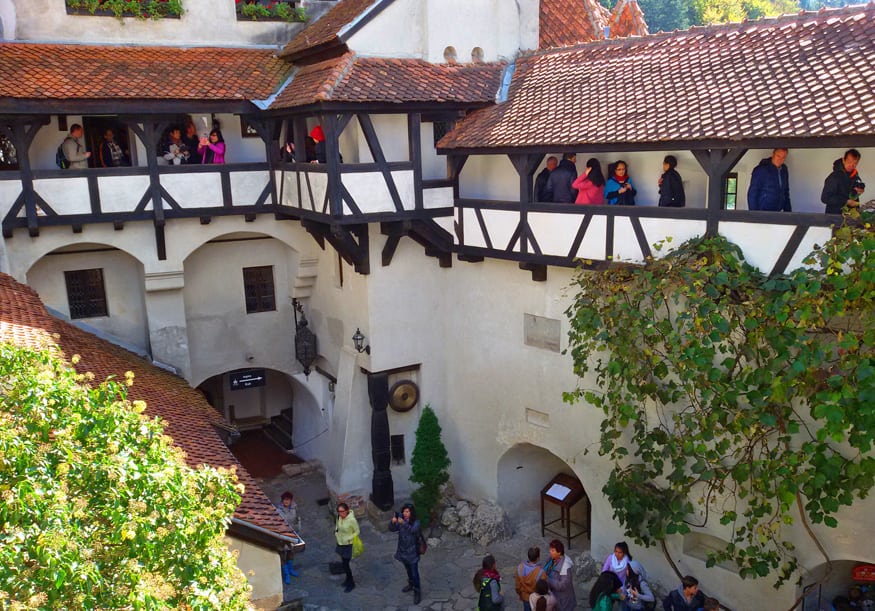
[11, 0, 329, 46]
[225, 536, 282, 611]
[346, 0, 539, 62]
[0, 0, 16, 39]
[26, 245, 149, 349]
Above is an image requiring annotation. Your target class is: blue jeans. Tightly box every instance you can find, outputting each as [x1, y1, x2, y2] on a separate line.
[523, 602, 532, 611]
[404, 560, 421, 590]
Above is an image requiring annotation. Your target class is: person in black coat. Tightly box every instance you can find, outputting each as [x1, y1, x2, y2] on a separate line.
[747, 148, 791, 211]
[389, 503, 424, 605]
[544, 153, 578, 203]
[533, 156, 558, 202]
[658, 155, 685, 207]
[821, 148, 865, 214]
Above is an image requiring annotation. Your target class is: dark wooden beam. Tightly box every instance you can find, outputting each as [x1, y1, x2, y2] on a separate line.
[301, 220, 370, 274]
[408, 113, 424, 210]
[691, 147, 747, 235]
[322, 114, 343, 217]
[1, 116, 50, 236]
[357, 113, 404, 212]
[519, 262, 547, 282]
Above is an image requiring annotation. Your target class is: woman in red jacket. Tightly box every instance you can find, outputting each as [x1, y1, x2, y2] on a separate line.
[572, 158, 605, 204]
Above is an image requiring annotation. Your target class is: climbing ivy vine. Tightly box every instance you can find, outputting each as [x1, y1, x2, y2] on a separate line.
[565, 218, 875, 587]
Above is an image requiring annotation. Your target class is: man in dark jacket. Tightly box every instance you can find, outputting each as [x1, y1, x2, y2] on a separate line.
[747, 148, 791, 211]
[533, 156, 558, 202]
[663, 575, 706, 611]
[821, 149, 865, 214]
[544, 153, 578, 203]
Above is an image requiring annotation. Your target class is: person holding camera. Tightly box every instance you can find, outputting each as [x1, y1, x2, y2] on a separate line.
[389, 503, 424, 605]
[822, 149, 865, 214]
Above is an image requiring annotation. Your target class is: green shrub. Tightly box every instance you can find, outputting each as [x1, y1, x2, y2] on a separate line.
[410, 405, 451, 528]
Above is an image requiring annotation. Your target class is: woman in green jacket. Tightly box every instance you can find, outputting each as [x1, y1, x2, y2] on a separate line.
[589, 571, 625, 611]
[335, 502, 360, 592]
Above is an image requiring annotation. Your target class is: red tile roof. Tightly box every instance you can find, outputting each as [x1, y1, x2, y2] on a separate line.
[0, 274, 295, 543]
[270, 53, 505, 109]
[279, 0, 381, 60]
[0, 43, 291, 101]
[608, 0, 649, 38]
[539, 0, 609, 49]
[439, 5, 875, 150]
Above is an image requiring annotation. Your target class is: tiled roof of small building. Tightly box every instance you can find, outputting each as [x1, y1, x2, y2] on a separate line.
[608, 0, 649, 38]
[439, 5, 875, 150]
[539, 0, 609, 49]
[279, 0, 382, 60]
[0, 43, 291, 100]
[0, 274, 295, 542]
[270, 53, 505, 109]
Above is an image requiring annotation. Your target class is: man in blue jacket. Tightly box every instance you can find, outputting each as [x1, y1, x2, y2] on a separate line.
[663, 575, 706, 611]
[747, 148, 791, 211]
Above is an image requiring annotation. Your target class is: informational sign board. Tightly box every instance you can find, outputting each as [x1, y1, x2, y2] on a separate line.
[230, 369, 266, 391]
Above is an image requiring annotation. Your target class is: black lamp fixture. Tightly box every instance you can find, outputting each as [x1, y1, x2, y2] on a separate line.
[292, 299, 317, 375]
[352, 327, 370, 354]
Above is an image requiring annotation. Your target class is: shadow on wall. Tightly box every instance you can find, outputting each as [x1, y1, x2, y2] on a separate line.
[497, 443, 587, 523]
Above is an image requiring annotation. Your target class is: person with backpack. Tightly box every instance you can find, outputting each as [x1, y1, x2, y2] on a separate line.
[474, 554, 504, 610]
[389, 503, 424, 605]
[60, 124, 91, 169]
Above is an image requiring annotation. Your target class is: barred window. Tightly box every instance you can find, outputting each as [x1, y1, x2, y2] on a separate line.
[390, 434, 406, 465]
[64, 269, 108, 319]
[243, 266, 276, 314]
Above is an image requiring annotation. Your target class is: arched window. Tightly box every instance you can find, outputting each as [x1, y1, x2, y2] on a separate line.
[443, 46, 457, 64]
[471, 47, 484, 63]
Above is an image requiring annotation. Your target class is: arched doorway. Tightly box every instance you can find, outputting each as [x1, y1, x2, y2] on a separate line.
[799, 560, 875, 610]
[497, 443, 590, 546]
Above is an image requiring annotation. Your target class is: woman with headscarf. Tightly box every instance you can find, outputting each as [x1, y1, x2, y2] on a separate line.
[623, 560, 655, 610]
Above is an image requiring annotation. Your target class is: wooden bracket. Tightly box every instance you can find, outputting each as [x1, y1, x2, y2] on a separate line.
[380, 219, 453, 268]
[302, 220, 370, 274]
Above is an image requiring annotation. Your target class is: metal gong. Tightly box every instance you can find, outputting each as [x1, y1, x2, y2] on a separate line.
[388, 380, 419, 413]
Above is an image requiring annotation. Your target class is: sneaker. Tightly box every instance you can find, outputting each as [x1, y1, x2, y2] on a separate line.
[344, 583, 356, 593]
[402, 582, 414, 593]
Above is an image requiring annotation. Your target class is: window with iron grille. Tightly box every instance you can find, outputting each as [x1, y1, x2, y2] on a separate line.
[390, 434, 406, 465]
[64, 269, 108, 319]
[243, 266, 276, 313]
[432, 121, 453, 147]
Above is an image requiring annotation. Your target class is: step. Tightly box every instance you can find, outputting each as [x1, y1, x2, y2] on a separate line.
[263, 423, 294, 452]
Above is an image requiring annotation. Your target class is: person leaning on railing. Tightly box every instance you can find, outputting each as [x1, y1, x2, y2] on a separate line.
[822, 148, 865, 214]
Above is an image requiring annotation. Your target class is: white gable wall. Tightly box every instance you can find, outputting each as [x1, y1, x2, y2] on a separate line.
[345, 0, 539, 62]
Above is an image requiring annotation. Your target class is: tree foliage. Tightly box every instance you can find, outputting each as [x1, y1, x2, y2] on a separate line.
[0, 346, 252, 609]
[410, 405, 451, 528]
[565, 221, 875, 586]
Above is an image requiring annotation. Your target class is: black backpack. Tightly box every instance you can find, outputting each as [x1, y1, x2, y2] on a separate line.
[477, 577, 501, 610]
[56, 139, 71, 169]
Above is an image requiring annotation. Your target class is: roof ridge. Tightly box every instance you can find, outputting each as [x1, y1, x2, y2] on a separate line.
[526, 2, 875, 58]
[318, 52, 358, 101]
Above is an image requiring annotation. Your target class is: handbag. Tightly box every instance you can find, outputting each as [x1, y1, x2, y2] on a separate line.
[351, 534, 364, 559]
[418, 532, 427, 555]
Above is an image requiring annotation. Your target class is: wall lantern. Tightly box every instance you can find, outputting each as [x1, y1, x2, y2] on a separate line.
[352, 327, 371, 354]
[292, 299, 317, 375]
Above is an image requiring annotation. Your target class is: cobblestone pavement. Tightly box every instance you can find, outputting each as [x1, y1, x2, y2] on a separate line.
[261, 471, 597, 611]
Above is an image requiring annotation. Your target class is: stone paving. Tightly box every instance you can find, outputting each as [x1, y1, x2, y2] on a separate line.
[261, 471, 597, 611]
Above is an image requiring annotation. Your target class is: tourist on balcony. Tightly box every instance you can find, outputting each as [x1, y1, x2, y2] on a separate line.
[61, 124, 91, 169]
[389, 503, 423, 605]
[545, 153, 578, 203]
[544, 539, 575, 611]
[162, 127, 190, 165]
[198, 130, 226, 165]
[572, 158, 606, 205]
[99, 129, 128, 168]
[605, 161, 637, 205]
[534, 156, 558, 202]
[822, 149, 865, 214]
[182, 120, 201, 165]
[310, 125, 326, 163]
[747, 148, 791, 211]
[658, 155, 685, 207]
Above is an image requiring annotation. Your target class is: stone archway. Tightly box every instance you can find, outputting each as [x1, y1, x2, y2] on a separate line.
[497, 443, 589, 538]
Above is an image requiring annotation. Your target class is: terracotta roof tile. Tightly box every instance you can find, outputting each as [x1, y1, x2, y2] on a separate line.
[440, 5, 875, 150]
[280, 0, 380, 60]
[0, 43, 291, 101]
[270, 53, 504, 109]
[0, 273, 295, 542]
[539, 0, 609, 49]
[608, 0, 649, 38]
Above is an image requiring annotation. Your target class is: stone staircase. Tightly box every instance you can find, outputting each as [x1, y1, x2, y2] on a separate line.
[263, 406, 294, 453]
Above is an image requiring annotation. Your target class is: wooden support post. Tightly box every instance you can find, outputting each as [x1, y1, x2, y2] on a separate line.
[125, 117, 170, 259]
[508, 153, 544, 257]
[408, 113, 423, 210]
[322, 114, 343, 217]
[1, 117, 49, 237]
[691, 147, 747, 236]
